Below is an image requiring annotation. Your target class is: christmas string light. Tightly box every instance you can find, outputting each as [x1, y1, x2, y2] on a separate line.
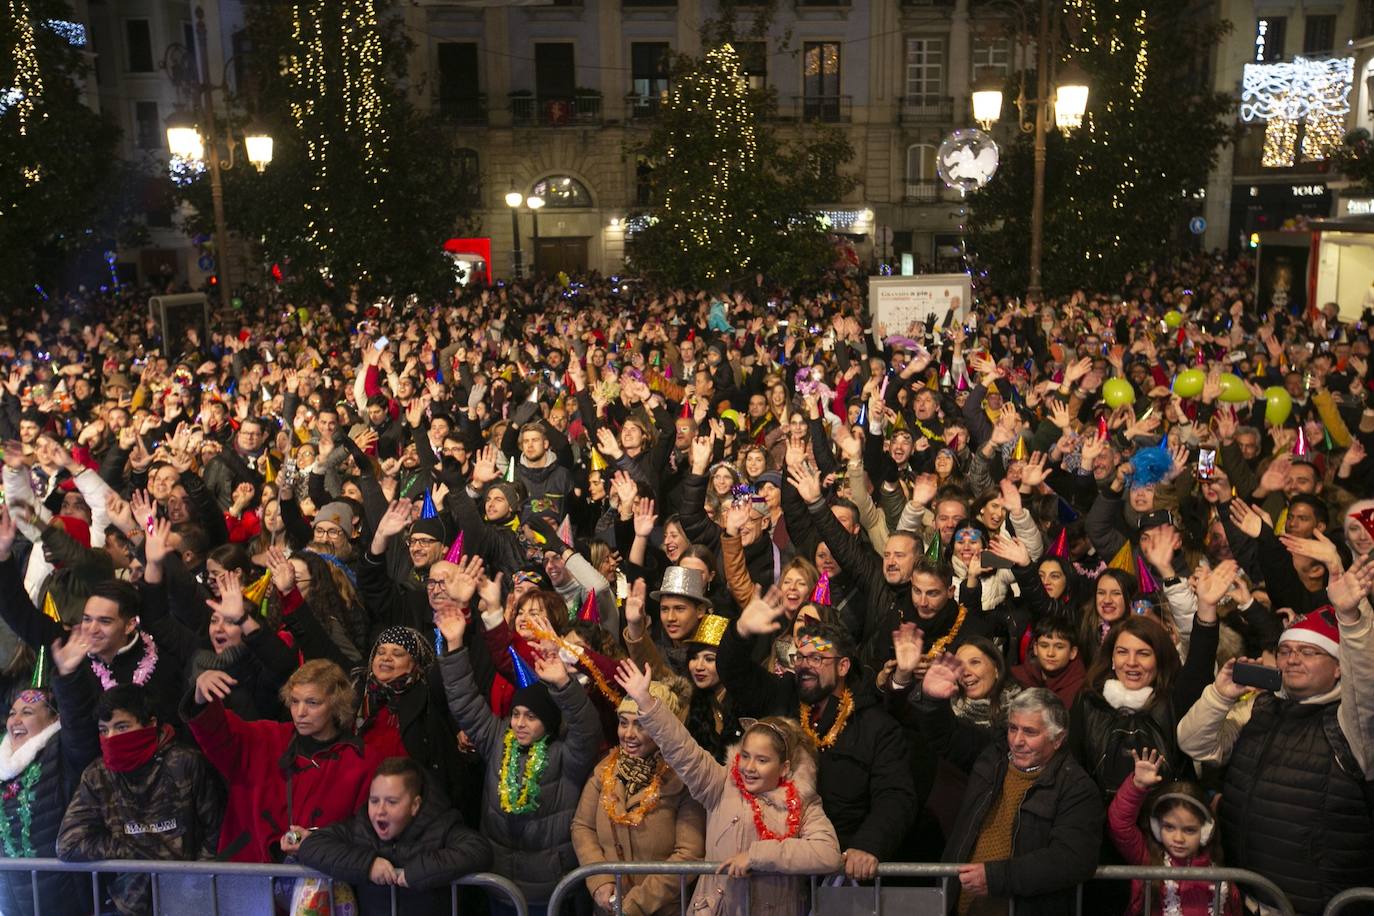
[9, 0, 45, 184]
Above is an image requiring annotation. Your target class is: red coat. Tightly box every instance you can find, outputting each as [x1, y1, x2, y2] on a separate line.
[187, 699, 405, 863]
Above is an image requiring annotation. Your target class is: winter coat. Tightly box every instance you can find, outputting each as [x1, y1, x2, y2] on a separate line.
[636, 696, 844, 916]
[439, 647, 602, 904]
[296, 770, 494, 916]
[57, 728, 224, 915]
[716, 625, 918, 859]
[517, 454, 575, 525]
[571, 751, 707, 916]
[1106, 776, 1240, 916]
[184, 696, 406, 862]
[943, 744, 1104, 916]
[0, 670, 99, 916]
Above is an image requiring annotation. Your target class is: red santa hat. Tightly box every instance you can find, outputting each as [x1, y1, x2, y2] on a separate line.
[1279, 606, 1340, 658]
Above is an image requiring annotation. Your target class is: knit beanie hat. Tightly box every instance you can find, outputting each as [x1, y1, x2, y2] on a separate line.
[511, 682, 562, 737]
[409, 515, 449, 543]
[315, 501, 355, 534]
[1278, 606, 1340, 658]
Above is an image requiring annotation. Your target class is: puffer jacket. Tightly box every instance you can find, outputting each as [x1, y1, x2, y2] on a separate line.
[439, 647, 602, 904]
[0, 670, 99, 916]
[297, 769, 494, 916]
[636, 696, 844, 916]
[57, 727, 224, 915]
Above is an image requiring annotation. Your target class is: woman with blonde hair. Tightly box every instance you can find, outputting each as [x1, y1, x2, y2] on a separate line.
[615, 653, 843, 915]
[186, 657, 406, 862]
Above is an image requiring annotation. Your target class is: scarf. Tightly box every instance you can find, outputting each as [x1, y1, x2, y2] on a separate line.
[188, 642, 248, 686]
[360, 625, 433, 721]
[615, 749, 661, 796]
[0, 721, 61, 781]
[100, 723, 171, 773]
[1102, 678, 1155, 711]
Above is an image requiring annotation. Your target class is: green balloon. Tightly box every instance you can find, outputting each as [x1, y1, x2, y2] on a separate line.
[1172, 368, 1205, 398]
[1103, 378, 1136, 408]
[231, 297, 244, 309]
[1218, 372, 1250, 403]
[1163, 310, 1184, 329]
[1264, 385, 1293, 426]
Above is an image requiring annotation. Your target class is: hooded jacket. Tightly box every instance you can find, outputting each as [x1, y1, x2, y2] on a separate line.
[296, 769, 494, 916]
[57, 727, 223, 915]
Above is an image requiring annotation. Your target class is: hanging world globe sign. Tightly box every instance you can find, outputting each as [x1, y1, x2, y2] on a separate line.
[936, 128, 1000, 193]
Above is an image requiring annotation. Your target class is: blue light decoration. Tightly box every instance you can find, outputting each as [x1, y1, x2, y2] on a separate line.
[0, 88, 22, 116]
[32, 284, 48, 301]
[44, 20, 86, 45]
[104, 251, 118, 287]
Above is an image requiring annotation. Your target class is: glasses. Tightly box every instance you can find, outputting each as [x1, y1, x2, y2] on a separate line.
[406, 536, 440, 548]
[312, 524, 344, 538]
[1277, 644, 1328, 661]
[424, 578, 449, 591]
[793, 653, 839, 669]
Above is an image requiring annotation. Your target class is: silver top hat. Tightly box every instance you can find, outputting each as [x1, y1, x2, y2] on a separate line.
[650, 566, 712, 608]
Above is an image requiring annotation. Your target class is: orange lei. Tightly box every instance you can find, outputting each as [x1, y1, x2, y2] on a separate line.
[799, 686, 854, 750]
[528, 626, 624, 705]
[923, 604, 969, 659]
[600, 748, 668, 827]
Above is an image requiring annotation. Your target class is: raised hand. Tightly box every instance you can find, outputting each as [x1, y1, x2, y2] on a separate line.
[921, 653, 963, 701]
[145, 517, 173, 566]
[624, 578, 648, 639]
[891, 623, 925, 684]
[0, 505, 16, 562]
[51, 626, 94, 676]
[1227, 500, 1266, 539]
[1280, 530, 1342, 571]
[470, 445, 500, 487]
[1131, 748, 1165, 789]
[908, 473, 938, 508]
[476, 571, 504, 615]
[735, 587, 786, 638]
[632, 498, 657, 539]
[1328, 555, 1374, 620]
[689, 435, 714, 475]
[266, 547, 296, 593]
[447, 555, 484, 607]
[195, 668, 238, 705]
[129, 490, 156, 533]
[434, 606, 468, 652]
[1021, 451, 1048, 489]
[998, 477, 1023, 514]
[595, 426, 623, 461]
[374, 500, 413, 542]
[613, 657, 653, 709]
[1258, 457, 1292, 495]
[787, 462, 823, 505]
[987, 535, 1031, 568]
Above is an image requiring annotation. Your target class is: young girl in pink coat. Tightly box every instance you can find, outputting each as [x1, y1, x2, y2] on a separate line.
[615, 658, 843, 916]
[1108, 749, 1241, 916]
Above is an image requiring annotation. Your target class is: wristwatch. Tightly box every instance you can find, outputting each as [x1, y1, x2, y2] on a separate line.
[1163, 576, 1182, 587]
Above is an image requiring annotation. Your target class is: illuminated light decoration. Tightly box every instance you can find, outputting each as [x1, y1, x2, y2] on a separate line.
[1301, 106, 1345, 161]
[811, 208, 868, 232]
[1262, 111, 1298, 168]
[1242, 56, 1353, 165]
[1131, 11, 1148, 102]
[169, 153, 207, 187]
[624, 214, 654, 235]
[9, 0, 45, 184]
[0, 87, 21, 116]
[43, 20, 85, 46]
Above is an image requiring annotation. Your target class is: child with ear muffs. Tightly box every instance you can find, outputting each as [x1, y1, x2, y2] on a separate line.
[1107, 748, 1241, 915]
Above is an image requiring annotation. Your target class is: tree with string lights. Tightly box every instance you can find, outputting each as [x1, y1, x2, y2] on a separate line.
[629, 43, 854, 287]
[177, 0, 479, 298]
[0, 0, 123, 302]
[967, 0, 1235, 295]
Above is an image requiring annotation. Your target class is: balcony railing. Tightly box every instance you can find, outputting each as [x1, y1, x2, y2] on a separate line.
[900, 94, 953, 122]
[510, 93, 603, 127]
[626, 92, 667, 119]
[791, 94, 852, 123]
[905, 179, 944, 203]
[437, 93, 488, 126]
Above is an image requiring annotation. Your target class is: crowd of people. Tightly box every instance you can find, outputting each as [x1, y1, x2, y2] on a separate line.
[0, 251, 1372, 916]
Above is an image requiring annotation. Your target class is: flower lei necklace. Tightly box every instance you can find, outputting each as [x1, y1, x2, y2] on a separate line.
[90, 632, 158, 691]
[0, 761, 42, 858]
[730, 757, 801, 841]
[799, 687, 854, 751]
[498, 730, 549, 815]
[600, 748, 668, 827]
[923, 605, 968, 659]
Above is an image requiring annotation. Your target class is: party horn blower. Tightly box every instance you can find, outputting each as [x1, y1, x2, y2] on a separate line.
[444, 531, 465, 563]
[812, 571, 831, 605]
[508, 646, 538, 689]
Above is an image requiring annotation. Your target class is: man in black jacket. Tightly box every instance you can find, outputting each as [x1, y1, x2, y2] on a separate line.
[298, 757, 493, 916]
[720, 606, 917, 881]
[943, 688, 1102, 916]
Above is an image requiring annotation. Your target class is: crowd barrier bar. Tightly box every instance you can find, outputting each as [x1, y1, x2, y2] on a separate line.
[1326, 888, 1374, 915]
[548, 861, 1297, 916]
[0, 859, 527, 916]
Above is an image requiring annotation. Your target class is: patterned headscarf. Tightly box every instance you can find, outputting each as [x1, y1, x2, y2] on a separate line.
[359, 626, 436, 722]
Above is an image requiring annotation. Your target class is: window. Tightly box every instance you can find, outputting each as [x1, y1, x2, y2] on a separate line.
[1255, 17, 1285, 62]
[531, 175, 592, 208]
[534, 43, 576, 100]
[437, 42, 483, 122]
[630, 42, 670, 115]
[905, 37, 945, 99]
[906, 143, 936, 181]
[455, 148, 481, 207]
[738, 42, 766, 92]
[1303, 15, 1336, 55]
[134, 101, 160, 149]
[803, 42, 841, 120]
[971, 36, 1009, 81]
[182, 21, 197, 72]
[125, 19, 154, 72]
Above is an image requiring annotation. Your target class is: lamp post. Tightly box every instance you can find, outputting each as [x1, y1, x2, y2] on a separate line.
[163, 5, 272, 297]
[968, 0, 1089, 302]
[527, 194, 545, 277]
[504, 184, 525, 279]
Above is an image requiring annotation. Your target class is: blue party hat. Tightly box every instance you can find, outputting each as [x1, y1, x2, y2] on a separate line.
[420, 490, 438, 519]
[1057, 497, 1080, 524]
[508, 646, 538, 688]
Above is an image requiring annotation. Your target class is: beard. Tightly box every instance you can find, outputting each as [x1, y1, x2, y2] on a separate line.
[797, 674, 830, 705]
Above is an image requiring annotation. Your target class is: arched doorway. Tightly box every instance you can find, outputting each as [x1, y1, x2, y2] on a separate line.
[529, 175, 593, 274]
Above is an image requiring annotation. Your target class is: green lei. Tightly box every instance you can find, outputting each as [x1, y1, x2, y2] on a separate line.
[498, 730, 549, 814]
[0, 761, 42, 858]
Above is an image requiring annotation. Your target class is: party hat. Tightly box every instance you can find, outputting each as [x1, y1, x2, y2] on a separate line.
[1108, 540, 1134, 573]
[589, 448, 609, 472]
[421, 490, 438, 519]
[1136, 555, 1158, 595]
[577, 589, 600, 624]
[1096, 415, 1109, 439]
[946, 433, 961, 452]
[680, 400, 693, 419]
[812, 571, 831, 605]
[1323, 427, 1335, 451]
[925, 535, 942, 563]
[505, 457, 517, 482]
[263, 458, 276, 485]
[1057, 497, 1080, 524]
[1352, 506, 1374, 543]
[444, 531, 465, 563]
[1011, 436, 1029, 461]
[1274, 507, 1288, 536]
[243, 569, 273, 605]
[41, 592, 60, 622]
[856, 403, 868, 427]
[508, 645, 538, 688]
[30, 646, 47, 689]
[956, 371, 970, 392]
[890, 413, 907, 432]
[1049, 528, 1069, 559]
[1294, 428, 1309, 458]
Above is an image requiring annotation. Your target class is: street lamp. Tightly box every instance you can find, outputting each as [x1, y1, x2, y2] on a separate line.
[971, 0, 1089, 302]
[527, 194, 544, 276]
[505, 184, 525, 279]
[161, 5, 273, 297]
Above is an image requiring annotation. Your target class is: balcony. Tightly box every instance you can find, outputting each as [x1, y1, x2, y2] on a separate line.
[900, 94, 953, 123]
[905, 179, 945, 203]
[626, 92, 667, 119]
[790, 95, 852, 123]
[510, 93, 603, 127]
[436, 93, 488, 126]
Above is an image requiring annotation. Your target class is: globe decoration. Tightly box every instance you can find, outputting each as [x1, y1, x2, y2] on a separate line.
[936, 129, 1000, 193]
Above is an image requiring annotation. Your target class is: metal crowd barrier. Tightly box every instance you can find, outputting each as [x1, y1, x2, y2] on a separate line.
[548, 861, 1297, 916]
[1326, 888, 1374, 915]
[0, 859, 526, 916]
